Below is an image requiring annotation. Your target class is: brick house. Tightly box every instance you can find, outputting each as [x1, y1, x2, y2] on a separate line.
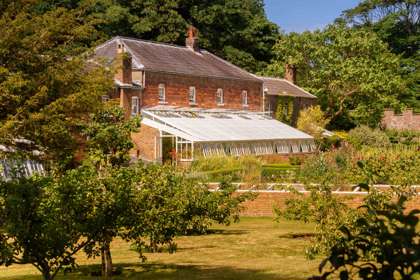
[94, 28, 316, 164]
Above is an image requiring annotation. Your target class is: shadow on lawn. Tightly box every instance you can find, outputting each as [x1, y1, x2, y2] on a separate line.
[203, 229, 249, 235]
[76, 262, 311, 280]
[1, 261, 315, 280]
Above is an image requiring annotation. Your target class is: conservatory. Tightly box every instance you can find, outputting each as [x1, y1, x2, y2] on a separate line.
[139, 106, 315, 164]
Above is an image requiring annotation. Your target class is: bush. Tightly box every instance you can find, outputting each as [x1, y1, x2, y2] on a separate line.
[190, 156, 262, 183]
[347, 125, 390, 149]
[261, 165, 298, 183]
[315, 187, 419, 280]
[385, 129, 420, 146]
[315, 135, 342, 152]
[297, 105, 330, 138]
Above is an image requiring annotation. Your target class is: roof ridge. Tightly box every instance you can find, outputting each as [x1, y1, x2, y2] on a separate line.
[117, 36, 193, 50]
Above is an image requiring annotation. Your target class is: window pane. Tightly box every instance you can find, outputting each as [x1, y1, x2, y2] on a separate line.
[216, 88, 223, 104]
[242, 90, 248, 105]
[189, 87, 196, 103]
[158, 84, 165, 102]
[131, 96, 139, 116]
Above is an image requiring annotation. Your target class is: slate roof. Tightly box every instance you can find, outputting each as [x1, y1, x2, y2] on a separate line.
[95, 36, 261, 82]
[259, 76, 317, 99]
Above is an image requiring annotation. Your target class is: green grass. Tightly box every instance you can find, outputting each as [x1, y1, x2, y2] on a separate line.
[0, 218, 321, 280]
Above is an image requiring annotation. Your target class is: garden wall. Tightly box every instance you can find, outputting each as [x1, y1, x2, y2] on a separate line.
[238, 190, 420, 217]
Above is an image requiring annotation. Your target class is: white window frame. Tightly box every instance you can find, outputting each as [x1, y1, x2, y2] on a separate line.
[131, 96, 139, 117]
[216, 88, 224, 105]
[241, 90, 248, 107]
[158, 83, 166, 103]
[188, 86, 196, 104]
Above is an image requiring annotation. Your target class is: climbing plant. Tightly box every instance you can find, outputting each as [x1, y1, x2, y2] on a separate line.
[275, 96, 294, 124]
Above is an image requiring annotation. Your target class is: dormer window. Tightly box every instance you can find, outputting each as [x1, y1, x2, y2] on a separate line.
[158, 83, 166, 103]
[241, 90, 248, 107]
[188, 86, 196, 104]
[131, 96, 139, 117]
[216, 88, 224, 105]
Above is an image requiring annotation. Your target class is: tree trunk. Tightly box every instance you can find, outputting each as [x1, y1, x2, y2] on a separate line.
[42, 269, 52, 280]
[101, 240, 113, 280]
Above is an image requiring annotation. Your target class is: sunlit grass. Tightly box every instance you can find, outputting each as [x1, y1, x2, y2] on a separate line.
[1, 217, 321, 280]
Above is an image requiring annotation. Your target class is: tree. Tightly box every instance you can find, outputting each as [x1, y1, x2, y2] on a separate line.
[339, 0, 420, 113]
[265, 24, 405, 129]
[0, 1, 112, 170]
[81, 105, 255, 279]
[314, 187, 419, 280]
[0, 169, 105, 280]
[33, 0, 280, 73]
[297, 106, 330, 138]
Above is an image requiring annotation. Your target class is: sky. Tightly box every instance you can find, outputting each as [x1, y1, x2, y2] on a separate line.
[264, 0, 361, 33]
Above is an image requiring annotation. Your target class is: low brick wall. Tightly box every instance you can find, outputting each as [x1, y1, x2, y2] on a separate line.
[238, 190, 420, 217]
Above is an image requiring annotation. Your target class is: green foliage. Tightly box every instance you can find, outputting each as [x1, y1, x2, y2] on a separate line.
[0, 172, 104, 280]
[347, 125, 391, 149]
[340, 0, 420, 112]
[315, 187, 420, 280]
[274, 96, 294, 124]
[84, 104, 140, 167]
[278, 143, 419, 260]
[190, 156, 263, 183]
[0, 1, 112, 169]
[35, 0, 280, 73]
[385, 129, 420, 147]
[315, 135, 343, 152]
[297, 106, 330, 138]
[265, 24, 404, 128]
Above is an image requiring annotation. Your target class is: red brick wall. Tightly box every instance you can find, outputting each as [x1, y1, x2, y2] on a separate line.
[381, 109, 420, 131]
[238, 191, 420, 217]
[131, 124, 160, 162]
[142, 71, 262, 111]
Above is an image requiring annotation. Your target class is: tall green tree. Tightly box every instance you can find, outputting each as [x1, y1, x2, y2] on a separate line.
[264, 24, 405, 129]
[33, 0, 280, 73]
[0, 1, 112, 170]
[340, 0, 419, 111]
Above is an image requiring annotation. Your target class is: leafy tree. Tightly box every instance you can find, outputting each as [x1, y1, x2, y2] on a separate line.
[0, 170, 105, 280]
[339, 0, 420, 112]
[314, 186, 419, 280]
[84, 103, 140, 168]
[34, 0, 280, 73]
[0, 1, 112, 170]
[265, 24, 405, 129]
[297, 105, 330, 138]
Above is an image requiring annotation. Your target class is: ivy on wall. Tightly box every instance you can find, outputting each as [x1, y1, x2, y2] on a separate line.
[275, 96, 294, 124]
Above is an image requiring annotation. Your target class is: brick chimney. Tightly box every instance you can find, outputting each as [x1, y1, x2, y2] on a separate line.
[186, 26, 200, 52]
[115, 41, 132, 84]
[284, 64, 296, 84]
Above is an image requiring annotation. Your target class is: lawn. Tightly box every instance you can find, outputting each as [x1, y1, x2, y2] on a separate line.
[0, 217, 322, 280]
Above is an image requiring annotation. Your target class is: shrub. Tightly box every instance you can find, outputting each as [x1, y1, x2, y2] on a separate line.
[297, 105, 330, 138]
[190, 156, 262, 183]
[315, 187, 419, 280]
[316, 135, 342, 151]
[347, 125, 390, 149]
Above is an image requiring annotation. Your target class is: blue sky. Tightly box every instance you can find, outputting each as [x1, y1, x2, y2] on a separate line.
[264, 0, 361, 33]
